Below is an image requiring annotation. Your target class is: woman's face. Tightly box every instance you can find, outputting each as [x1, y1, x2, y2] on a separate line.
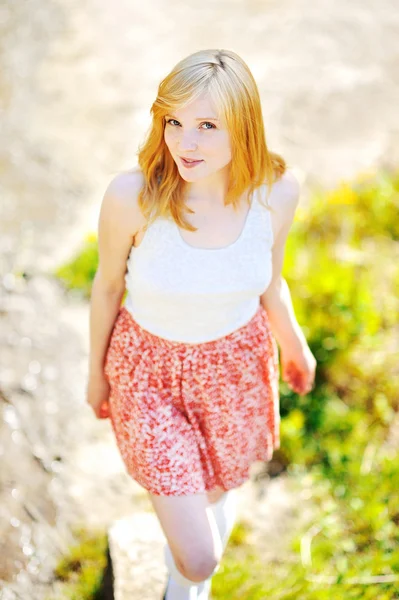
[163, 92, 232, 182]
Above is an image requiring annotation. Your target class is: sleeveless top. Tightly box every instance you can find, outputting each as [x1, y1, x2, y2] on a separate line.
[123, 183, 274, 343]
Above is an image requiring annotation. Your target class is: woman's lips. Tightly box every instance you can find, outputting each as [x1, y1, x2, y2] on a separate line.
[180, 157, 203, 168]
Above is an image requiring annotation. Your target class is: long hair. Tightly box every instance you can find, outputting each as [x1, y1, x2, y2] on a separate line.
[127, 49, 287, 232]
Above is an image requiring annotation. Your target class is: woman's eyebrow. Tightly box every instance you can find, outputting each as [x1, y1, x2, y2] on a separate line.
[165, 114, 220, 121]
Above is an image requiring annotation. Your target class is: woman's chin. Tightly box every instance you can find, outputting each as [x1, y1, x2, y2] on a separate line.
[177, 168, 201, 181]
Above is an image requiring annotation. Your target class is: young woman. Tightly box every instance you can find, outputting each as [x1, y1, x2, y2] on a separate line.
[87, 48, 316, 600]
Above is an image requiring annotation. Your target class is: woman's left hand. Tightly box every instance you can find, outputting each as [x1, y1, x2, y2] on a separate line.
[280, 341, 317, 396]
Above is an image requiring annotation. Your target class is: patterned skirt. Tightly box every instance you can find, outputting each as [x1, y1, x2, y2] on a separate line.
[104, 303, 280, 497]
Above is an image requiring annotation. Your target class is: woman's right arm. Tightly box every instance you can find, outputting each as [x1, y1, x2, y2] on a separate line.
[87, 170, 144, 417]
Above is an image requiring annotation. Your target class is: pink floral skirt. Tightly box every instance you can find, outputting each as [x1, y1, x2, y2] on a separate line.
[104, 303, 280, 497]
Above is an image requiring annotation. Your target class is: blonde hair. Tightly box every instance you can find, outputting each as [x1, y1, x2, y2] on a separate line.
[127, 48, 287, 232]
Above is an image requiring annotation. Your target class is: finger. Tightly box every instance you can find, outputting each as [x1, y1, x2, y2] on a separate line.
[99, 402, 110, 418]
[302, 383, 314, 394]
[294, 378, 313, 395]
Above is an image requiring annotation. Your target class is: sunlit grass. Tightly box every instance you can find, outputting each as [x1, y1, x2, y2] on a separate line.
[48, 526, 108, 600]
[53, 232, 98, 300]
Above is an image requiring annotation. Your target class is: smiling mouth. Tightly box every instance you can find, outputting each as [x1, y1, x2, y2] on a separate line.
[180, 157, 203, 163]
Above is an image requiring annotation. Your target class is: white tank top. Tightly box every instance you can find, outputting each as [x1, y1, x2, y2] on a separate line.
[123, 183, 274, 343]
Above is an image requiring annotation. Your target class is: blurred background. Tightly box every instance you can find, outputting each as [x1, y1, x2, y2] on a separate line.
[1, 1, 398, 599]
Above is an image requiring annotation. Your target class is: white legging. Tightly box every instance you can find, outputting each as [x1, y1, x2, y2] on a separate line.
[163, 488, 238, 599]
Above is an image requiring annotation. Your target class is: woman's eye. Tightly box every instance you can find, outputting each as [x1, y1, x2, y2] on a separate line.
[165, 119, 216, 130]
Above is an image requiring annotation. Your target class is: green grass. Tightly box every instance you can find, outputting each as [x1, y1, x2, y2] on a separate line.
[214, 456, 399, 599]
[53, 233, 99, 300]
[48, 526, 109, 600]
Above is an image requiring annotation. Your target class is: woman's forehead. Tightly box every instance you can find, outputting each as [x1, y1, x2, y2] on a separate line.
[169, 94, 224, 121]
[179, 91, 218, 112]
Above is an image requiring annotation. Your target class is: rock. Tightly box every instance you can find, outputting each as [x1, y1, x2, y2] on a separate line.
[108, 511, 167, 600]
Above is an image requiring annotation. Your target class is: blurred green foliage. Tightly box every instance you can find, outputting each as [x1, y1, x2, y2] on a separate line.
[279, 167, 399, 463]
[271, 167, 399, 598]
[49, 526, 108, 600]
[53, 233, 98, 300]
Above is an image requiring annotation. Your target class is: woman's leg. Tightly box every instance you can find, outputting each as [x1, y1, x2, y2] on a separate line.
[149, 486, 237, 599]
[207, 487, 238, 549]
[194, 488, 238, 598]
[148, 489, 222, 581]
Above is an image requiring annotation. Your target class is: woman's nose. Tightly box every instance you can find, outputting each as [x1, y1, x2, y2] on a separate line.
[177, 131, 198, 152]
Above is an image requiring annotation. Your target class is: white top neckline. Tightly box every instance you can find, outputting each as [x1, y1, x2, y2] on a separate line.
[123, 182, 274, 343]
[173, 189, 258, 252]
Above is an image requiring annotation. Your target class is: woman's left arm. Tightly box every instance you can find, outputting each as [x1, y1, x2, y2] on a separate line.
[260, 171, 317, 395]
[261, 276, 307, 351]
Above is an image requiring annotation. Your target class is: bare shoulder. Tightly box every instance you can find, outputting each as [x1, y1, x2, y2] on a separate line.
[96, 167, 146, 293]
[270, 169, 301, 210]
[104, 168, 146, 223]
[266, 169, 301, 242]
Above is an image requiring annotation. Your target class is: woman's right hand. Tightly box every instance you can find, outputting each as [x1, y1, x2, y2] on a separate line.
[86, 371, 111, 419]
